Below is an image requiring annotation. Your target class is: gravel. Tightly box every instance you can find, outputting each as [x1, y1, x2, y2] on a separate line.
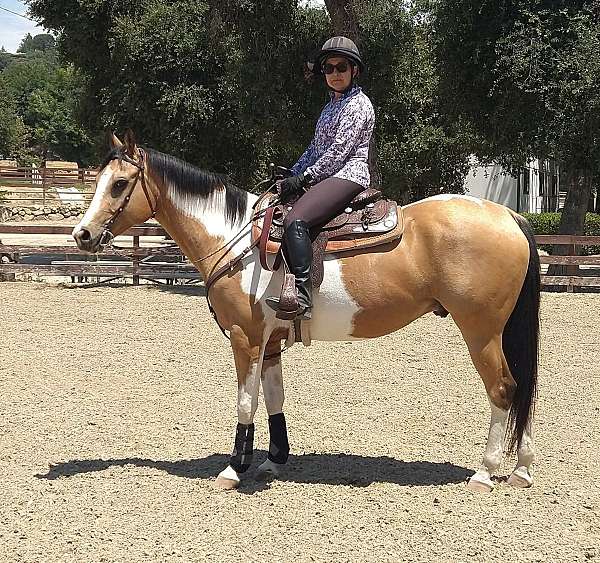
[0, 282, 598, 562]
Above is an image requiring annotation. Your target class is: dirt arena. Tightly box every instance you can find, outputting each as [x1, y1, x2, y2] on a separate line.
[0, 282, 598, 562]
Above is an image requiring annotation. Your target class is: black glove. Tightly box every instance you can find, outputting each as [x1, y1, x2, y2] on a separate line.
[279, 173, 309, 201]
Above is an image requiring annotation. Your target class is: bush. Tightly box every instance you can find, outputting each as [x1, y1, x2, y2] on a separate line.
[521, 212, 600, 255]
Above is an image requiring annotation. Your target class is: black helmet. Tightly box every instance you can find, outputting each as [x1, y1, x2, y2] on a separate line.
[313, 36, 364, 74]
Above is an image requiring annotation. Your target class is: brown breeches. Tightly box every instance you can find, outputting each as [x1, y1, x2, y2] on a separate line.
[283, 177, 364, 233]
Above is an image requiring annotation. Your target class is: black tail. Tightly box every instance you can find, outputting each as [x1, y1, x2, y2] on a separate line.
[503, 213, 541, 453]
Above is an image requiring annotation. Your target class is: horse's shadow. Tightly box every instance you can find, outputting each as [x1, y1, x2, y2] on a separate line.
[35, 451, 472, 493]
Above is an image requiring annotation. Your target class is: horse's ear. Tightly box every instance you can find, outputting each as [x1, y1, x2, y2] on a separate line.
[123, 128, 137, 157]
[108, 131, 123, 150]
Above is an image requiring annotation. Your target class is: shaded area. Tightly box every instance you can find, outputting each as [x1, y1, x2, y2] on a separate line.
[35, 450, 472, 491]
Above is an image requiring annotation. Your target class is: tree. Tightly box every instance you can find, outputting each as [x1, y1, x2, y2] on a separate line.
[25, 0, 327, 184]
[25, 0, 472, 197]
[0, 45, 95, 164]
[17, 33, 56, 53]
[431, 0, 600, 237]
[0, 82, 26, 158]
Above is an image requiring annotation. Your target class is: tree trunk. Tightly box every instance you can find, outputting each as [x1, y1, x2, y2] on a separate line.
[557, 168, 591, 235]
[323, 0, 359, 41]
[324, 0, 382, 189]
[548, 168, 593, 278]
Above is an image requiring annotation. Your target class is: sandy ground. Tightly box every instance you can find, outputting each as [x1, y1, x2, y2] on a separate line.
[0, 283, 599, 563]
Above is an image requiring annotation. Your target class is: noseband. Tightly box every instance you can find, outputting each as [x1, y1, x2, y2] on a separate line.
[99, 148, 157, 248]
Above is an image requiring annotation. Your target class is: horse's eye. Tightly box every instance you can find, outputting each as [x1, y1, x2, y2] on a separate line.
[112, 179, 128, 197]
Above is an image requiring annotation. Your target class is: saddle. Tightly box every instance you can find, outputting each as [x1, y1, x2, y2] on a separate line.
[252, 187, 404, 288]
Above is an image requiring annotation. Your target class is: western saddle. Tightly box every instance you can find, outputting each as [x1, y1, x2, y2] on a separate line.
[252, 186, 404, 289]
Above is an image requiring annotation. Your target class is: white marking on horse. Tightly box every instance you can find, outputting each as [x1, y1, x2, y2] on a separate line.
[404, 194, 485, 208]
[261, 361, 284, 415]
[238, 361, 261, 425]
[75, 168, 113, 232]
[468, 402, 509, 490]
[310, 257, 362, 341]
[167, 185, 259, 257]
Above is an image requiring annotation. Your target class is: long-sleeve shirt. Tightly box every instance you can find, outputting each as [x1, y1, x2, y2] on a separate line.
[291, 85, 375, 189]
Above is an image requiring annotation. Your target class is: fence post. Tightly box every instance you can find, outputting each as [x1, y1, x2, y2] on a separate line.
[133, 234, 140, 285]
[566, 241, 578, 293]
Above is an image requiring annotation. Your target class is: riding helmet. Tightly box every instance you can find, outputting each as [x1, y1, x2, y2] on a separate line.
[312, 36, 364, 74]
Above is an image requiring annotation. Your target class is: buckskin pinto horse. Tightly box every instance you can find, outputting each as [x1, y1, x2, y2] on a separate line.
[73, 132, 540, 493]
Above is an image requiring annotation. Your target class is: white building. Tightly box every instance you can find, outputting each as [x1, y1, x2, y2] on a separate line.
[464, 158, 561, 213]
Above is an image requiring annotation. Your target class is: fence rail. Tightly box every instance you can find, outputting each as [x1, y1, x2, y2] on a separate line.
[0, 166, 96, 206]
[0, 225, 598, 290]
[0, 223, 201, 285]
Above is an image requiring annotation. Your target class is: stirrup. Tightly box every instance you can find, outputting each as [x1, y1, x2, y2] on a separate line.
[265, 297, 311, 321]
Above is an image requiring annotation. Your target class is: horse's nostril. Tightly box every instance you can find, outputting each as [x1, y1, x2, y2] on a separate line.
[79, 228, 91, 241]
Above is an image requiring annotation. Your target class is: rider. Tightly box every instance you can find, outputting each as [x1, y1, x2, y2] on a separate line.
[266, 36, 375, 320]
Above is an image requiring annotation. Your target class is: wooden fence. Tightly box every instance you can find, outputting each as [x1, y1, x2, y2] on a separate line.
[0, 166, 96, 206]
[0, 225, 599, 291]
[537, 235, 600, 292]
[0, 224, 201, 285]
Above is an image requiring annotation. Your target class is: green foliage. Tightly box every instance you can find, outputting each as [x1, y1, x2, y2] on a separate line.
[0, 81, 27, 158]
[356, 2, 471, 200]
[17, 33, 56, 53]
[25, 0, 473, 197]
[0, 49, 13, 72]
[431, 0, 600, 180]
[0, 41, 94, 164]
[521, 212, 600, 254]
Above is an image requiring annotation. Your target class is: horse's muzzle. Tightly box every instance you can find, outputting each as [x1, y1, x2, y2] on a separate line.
[72, 225, 111, 253]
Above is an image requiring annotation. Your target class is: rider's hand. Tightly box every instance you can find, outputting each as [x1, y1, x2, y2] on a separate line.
[274, 167, 294, 180]
[279, 173, 310, 201]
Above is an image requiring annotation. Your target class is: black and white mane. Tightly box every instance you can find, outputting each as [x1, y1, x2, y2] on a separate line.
[100, 147, 248, 226]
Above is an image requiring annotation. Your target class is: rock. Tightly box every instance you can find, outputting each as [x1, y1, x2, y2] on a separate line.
[48, 213, 64, 221]
[23, 215, 34, 221]
[32, 209, 44, 216]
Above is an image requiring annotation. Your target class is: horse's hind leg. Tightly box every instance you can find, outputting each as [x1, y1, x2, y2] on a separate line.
[508, 426, 535, 488]
[256, 347, 290, 480]
[460, 329, 517, 492]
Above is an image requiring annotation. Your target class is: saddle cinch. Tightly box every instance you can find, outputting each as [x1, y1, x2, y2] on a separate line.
[252, 187, 405, 289]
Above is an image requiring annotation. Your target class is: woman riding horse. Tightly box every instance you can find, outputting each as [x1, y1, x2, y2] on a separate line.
[267, 36, 375, 320]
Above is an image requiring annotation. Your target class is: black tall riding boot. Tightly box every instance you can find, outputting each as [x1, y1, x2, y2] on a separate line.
[266, 219, 313, 320]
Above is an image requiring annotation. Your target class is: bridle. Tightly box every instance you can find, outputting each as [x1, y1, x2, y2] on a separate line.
[96, 152, 286, 351]
[98, 147, 157, 248]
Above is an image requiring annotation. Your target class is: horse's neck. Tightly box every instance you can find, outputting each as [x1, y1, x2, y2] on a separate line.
[156, 187, 258, 279]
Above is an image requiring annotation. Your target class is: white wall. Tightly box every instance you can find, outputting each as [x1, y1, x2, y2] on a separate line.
[464, 164, 518, 209]
[464, 158, 560, 213]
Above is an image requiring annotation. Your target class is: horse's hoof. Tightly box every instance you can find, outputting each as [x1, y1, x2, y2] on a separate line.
[214, 466, 240, 490]
[255, 458, 283, 481]
[214, 476, 240, 490]
[507, 470, 533, 488]
[467, 476, 494, 493]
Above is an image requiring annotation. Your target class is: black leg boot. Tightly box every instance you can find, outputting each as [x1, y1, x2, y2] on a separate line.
[266, 219, 313, 320]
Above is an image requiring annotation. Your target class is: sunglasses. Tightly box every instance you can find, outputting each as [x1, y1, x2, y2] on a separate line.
[323, 61, 351, 74]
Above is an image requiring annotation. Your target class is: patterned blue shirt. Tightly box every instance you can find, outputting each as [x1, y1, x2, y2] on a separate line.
[291, 85, 375, 188]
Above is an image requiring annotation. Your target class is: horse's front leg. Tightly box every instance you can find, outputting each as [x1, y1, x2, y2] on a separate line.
[215, 326, 263, 490]
[256, 346, 289, 480]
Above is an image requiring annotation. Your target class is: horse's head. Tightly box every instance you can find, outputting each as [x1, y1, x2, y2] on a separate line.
[73, 131, 157, 252]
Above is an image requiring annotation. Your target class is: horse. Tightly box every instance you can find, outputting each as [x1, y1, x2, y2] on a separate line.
[73, 131, 540, 493]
